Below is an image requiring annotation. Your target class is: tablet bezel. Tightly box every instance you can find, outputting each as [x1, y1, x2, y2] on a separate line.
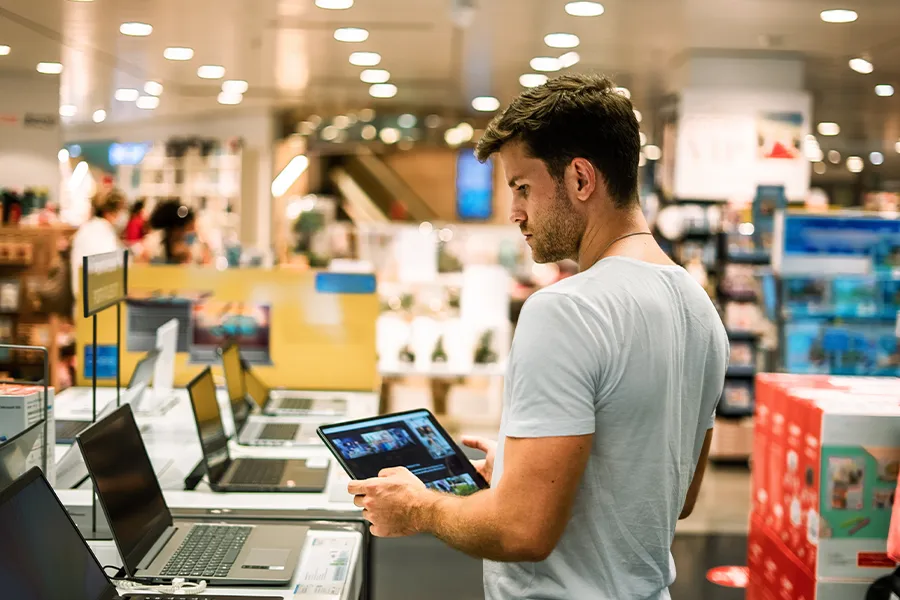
[317, 408, 489, 492]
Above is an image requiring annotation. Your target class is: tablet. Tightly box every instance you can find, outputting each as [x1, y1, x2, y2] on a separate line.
[317, 409, 489, 496]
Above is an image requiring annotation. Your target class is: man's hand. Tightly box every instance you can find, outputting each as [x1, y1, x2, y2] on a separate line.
[348, 467, 431, 537]
[462, 436, 497, 485]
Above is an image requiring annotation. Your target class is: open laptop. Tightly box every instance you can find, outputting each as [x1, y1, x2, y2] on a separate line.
[77, 403, 308, 585]
[187, 368, 330, 493]
[0, 467, 276, 600]
[56, 349, 159, 444]
[152, 318, 178, 404]
[224, 343, 347, 417]
[0, 419, 43, 490]
[220, 344, 329, 447]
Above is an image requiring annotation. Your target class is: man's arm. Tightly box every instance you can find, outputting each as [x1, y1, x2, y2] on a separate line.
[679, 427, 713, 519]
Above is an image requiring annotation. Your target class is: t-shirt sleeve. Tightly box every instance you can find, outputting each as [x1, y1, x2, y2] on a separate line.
[504, 291, 601, 439]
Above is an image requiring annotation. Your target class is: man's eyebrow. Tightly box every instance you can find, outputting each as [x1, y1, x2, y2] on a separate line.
[508, 177, 521, 188]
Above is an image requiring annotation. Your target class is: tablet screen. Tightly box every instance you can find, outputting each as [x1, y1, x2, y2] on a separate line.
[318, 409, 488, 496]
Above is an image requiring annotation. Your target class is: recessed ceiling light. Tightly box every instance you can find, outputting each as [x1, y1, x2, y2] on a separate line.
[114, 88, 139, 102]
[36, 62, 63, 74]
[136, 96, 159, 110]
[361, 125, 377, 140]
[379, 127, 400, 144]
[530, 57, 561, 72]
[358, 108, 375, 122]
[315, 0, 353, 8]
[457, 122, 474, 141]
[896, 140, 900, 154]
[565, 1, 604, 17]
[144, 81, 163, 96]
[120, 22, 153, 37]
[334, 27, 369, 43]
[820, 9, 857, 23]
[197, 65, 225, 79]
[544, 33, 580, 49]
[639, 132, 647, 146]
[222, 80, 248, 94]
[828, 150, 841, 163]
[846, 155, 864, 172]
[369, 83, 397, 98]
[92, 109, 106, 123]
[472, 96, 500, 112]
[519, 73, 548, 88]
[350, 52, 381, 66]
[0, 46, 9, 56]
[217, 92, 243, 105]
[164, 47, 194, 61]
[813, 162, 827, 175]
[397, 113, 417, 128]
[644, 145, 661, 161]
[615, 86, 631, 99]
[870, 151, 884, 165]
[58, 149, 69, 162]
[559, 51, 580, 68]
[360, 69, 390, 84]
[638, 152, 647, 167]
[875, 84, 894, 97]
[817, 122, 840, 136]
[849, 57, 873, 74]
[633, 109, 642, 123]
[59, 105, 76, 117]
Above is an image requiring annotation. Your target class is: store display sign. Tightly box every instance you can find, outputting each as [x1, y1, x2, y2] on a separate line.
[83, 344, 118, 379]
[456, 151, 493, 221]
[109, 142, 151, 166]
[82, 250, 128, 318]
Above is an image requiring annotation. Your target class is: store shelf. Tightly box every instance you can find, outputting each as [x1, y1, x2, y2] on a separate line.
[726, 330, 759, 341]
[379, 361, 507, 378]
[783, 306, 899, 321]
[726, 365, 756, 378]
[727, 250, 771, 265]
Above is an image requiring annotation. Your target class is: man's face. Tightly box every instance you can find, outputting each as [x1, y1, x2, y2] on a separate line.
[498, 141, 586, 263]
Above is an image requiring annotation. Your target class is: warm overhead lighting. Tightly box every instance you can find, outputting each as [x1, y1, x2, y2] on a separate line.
[92, 109, 107, 123]
[272, 155, 310, 197]
[817, 122, 840, 136]
[456, 122, 474, 141]
[360, 69, 390, 84]
[896, 141, 900, 154]
[164, 47, 194, 61]
[58, 149, 69, 162]
[119, 22, 153, 37]
[217, 92, 243, 105]
[144, 81, 163, 96]
[565, 1, 604, 16]
[197, 65, 225, 79]
[358, 109, 375, 122]
[36, 62, 63, 74]
[615, 86, 631, 99]
[397, 113, 417, 128]
[558, 51, 580, 68]
[315, 0, 353, 8]
[638, 152, 647, 167]
[379, 127, 401, 144]
[849, 57, 873, 74]
[472, 96, 500, 112]
[633, 109, 642, 123]
[136, 96, 159, 110]
[334, 27, 368, 43]
[361, 125, 377, 140]
[644, 144, 661, 161]
[813, 162, 827, 175]
[369, 83, 397, 98]
[350, 52, 381, 66]
[544, 33, 580, 49]
[820, 9, 858, 23]
[59, 105, 76, 117]
[222, 79, 248, 94]
[519, 73, 548, 88]
[639, 132, 647, 146]
[870, 151, 884, 165]
[530, 57, 561, 72]
[115, 88, 139, 102]
[846, 156, 864, 173]
[69, 161, 89, 192]
[0, 46, 9, 56]
[828, 150, 841, 164]
[875, 84, 894, 97]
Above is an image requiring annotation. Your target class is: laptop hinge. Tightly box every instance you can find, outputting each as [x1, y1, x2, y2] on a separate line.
[136, 525, 178, 571]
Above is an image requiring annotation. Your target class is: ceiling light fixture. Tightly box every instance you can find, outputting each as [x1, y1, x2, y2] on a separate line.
[36, 62, 63, 74]
[644, 144, 662, 160]
[615, 86, 631, 99]
[456, 122, 474, 141]
[119, 22, 153, 37]
[350, 52, 381, 66]
[519, 73, 548, 88]
[164, 47, 193, 61]
[58, 149, 69, 163]
[222, 80, 248, 94]
[379, 127, 401, 144]
[558, 51, 580, 68]
[633, 109, 642, 123]
[849, 57, 873, 74]
[114, 88, 139, 102]
[334, 27, 369, 42]
[361, 125, 377, 140]
[92, 109, 107, 123]
[369, 83, 397, 98]
[895, 140, 900, 154]
[846, 156, 864, 173]
[397, 114, 417, 128]
[0, 46, 9, 56]
[817, 122, 840, 136]
[565, 1, 604, 17]
[472, 96, 500, 112]
[59, 105, 76, 117]
[136, 96, 159, 110]
[639, 132, 647, 146]
[875, 84, 894, 97]
[144, 81, 163, 96]
[360, 69, 390, 84]
[813, 162, 827, 175]
[870, 151, 884, 165]
[544, 33, 580, 49]
[530, 57, 561, 72]
[820, 9, 858, 23]
[272, 155, 310, 197]
[197, 65, 225, 79]
[217, 92, 243, 105]
[315, 0, 353, 8]
[828, 150, 841, 164]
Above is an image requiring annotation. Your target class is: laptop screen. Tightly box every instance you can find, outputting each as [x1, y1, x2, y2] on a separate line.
[186, 368, 231, 484]
[153, 318, 179, 396]
[221, 344, 251, 431]
[77, 405, 173, 575]
[0, 468, 115, 600]
[0, 419, 43, 489]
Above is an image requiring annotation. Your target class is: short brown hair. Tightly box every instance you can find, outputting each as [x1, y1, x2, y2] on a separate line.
[475, 73, 640, 208]
[91, 189, 126, 218]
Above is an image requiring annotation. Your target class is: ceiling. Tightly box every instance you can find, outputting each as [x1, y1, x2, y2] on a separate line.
[1, 0, 900, 177]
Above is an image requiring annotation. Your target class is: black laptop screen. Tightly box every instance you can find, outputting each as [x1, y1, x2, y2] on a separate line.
[187, 369, 231, 484]
[0, 470, 114, 600]
[221, 344, 251, 431]
[77, 405, 172, 575]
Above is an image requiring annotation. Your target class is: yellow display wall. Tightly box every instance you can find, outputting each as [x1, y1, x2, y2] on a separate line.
[75, 265, 379, 392]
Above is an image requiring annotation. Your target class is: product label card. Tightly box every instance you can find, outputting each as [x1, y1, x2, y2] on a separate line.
[83, 251, 127, 317]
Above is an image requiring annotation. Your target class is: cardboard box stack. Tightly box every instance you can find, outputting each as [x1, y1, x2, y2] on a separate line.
[748, 374, 900, 599]
[0, 383, 54, 484]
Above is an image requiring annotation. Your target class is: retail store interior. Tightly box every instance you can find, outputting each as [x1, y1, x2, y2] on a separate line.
[1, 0, 900, 598]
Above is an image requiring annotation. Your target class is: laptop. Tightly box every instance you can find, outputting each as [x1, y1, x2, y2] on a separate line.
[77, 403, 309, 585]
[0, 419, 43, 490]
[219, 345, 324, 447]
[187, 368, 330, 493]
[151, 318, 179, 405]
[225, 343, 347, 417]
[0, 467, 277, 599]
[56, 349, 160, 444]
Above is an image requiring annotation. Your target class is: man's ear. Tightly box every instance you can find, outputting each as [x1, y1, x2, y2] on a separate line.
[568, 158, 597, 201]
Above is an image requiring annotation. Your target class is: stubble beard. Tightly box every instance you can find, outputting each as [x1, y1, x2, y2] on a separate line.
[529, 186, 585, 264]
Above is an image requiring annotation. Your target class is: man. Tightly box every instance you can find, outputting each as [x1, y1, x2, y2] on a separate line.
[348, 74, 728, 599]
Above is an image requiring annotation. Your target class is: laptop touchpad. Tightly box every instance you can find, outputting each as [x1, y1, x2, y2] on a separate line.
[243, 548, 289, 570]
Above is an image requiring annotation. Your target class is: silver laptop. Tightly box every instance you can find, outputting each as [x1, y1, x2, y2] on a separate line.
[77, 404, 308, 585]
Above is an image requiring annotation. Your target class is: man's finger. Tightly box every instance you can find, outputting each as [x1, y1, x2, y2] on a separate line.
[353, 494, 365, 508]
[378, 466, 407, 478]
[462, 436, 490, 453]
[347, 478, 375, 495]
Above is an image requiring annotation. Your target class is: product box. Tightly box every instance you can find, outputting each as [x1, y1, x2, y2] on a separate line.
[0, 384, 55, 484]
[784, 321, 900, 377]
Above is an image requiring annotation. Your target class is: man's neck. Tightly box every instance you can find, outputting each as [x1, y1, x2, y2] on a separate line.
[576, 206, 650, 271]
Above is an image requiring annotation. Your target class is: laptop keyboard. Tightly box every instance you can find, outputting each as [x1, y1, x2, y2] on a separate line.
[260, 423, 299, 440]
[159, 524, 252, 579]
[276, 397, 313, 411]
[230, 459, 286, 486]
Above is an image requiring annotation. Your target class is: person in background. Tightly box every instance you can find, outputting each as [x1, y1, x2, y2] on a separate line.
[123, 199, 148, 246]
[70, 189, 126, 297]
[146, 199, 206, 264]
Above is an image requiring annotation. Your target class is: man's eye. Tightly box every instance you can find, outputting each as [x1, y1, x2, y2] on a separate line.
[517, 185, 528, 195]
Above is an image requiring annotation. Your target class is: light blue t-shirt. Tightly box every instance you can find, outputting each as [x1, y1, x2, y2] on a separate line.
[484, 256, 728, 600]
